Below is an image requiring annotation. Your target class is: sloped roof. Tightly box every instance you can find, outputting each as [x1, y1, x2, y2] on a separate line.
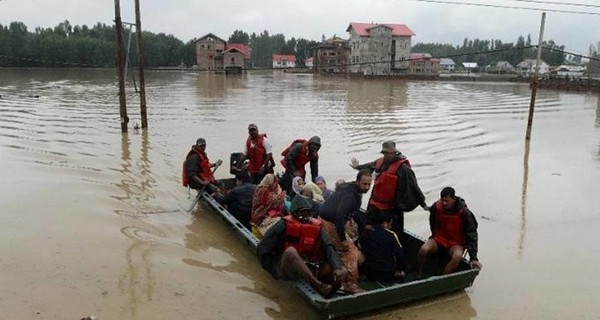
[273, 54, 296, 63]
[194, 33, 226, 43]
[225, 43, 251, 59]
[440, 58, 455, 65]
[346, 22, 415, 37]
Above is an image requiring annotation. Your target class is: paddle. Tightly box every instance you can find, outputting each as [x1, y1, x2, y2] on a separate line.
[187, 160, 223, 212]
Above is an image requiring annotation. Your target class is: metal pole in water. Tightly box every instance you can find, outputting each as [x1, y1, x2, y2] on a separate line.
[135, 0, 148, 129]
[525, 12, 546, 140]
[114, 0, 128, 133]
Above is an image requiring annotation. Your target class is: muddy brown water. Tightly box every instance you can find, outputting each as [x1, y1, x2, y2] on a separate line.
[1, 69, 599, 319]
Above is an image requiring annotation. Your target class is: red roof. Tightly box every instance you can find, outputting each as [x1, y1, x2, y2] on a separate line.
[347, 22, 415, 37]
[272, 54, 296, 63]
[225, 43, 251, 59]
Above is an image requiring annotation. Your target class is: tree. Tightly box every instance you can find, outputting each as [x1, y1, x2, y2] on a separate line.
[228, 30, 249, 45]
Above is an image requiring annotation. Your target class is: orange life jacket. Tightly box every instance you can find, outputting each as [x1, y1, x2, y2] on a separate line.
[283, 215, 323, 261]
[280, 139, 318, 176]
[246, 134, 267, 174]
[369, 157, 410, 210]
[433, 201, 466, 248]
[182, 147, 215, 186]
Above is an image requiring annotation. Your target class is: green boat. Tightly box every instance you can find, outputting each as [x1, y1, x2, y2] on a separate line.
[197, 178, 480, 319]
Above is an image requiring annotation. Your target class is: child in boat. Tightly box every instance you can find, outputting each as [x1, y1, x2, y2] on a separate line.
[359, 212, 405, 282]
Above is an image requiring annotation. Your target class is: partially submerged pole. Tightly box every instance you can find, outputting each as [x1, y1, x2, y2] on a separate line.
[525, 12, 546, 140]
[114, 0, 128, 133]
[135, 0, 148, 129]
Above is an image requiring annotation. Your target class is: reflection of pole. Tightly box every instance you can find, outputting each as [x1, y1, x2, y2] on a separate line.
[114, 0, 128, 133]
[525, 12, 546, 140]
[135, 0, 148, 129]
[519, 139, 531, 259]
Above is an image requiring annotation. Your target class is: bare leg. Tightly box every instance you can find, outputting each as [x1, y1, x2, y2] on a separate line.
[416, 239, 438, 279]
[443, 245, 465, 274]
[280, 247, 333, 297]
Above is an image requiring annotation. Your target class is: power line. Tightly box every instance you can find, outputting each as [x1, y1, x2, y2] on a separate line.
[404, 0, 600, 15]
[507, 0, 600, 9]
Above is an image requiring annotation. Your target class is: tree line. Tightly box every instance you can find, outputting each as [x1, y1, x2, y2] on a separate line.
[0, 20, 578, 69]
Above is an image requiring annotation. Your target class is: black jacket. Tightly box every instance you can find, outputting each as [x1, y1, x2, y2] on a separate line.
[213, 183, 256, 227]
[318, 182, 365, 242]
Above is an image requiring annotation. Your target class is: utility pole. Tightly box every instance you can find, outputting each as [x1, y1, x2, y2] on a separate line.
[135, 0, 148, 129]
[114, 0, 128, 133]
[525, 12, 546, 140]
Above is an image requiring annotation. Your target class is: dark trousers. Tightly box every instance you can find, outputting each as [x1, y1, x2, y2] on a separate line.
[250, 172, 265, 185]
[189, 180, 220, 194]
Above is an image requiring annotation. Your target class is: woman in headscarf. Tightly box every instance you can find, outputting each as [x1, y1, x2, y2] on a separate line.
[304, 181, 325, 203]
[251, 174, 287, 238]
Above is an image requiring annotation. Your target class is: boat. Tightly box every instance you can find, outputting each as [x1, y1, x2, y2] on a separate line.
[196, 178, 480, 319]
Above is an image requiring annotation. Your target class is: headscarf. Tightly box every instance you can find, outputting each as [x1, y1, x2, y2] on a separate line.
[292, 176, 305, 195]
[251, 174, 286, 224]
[304, 182, 325, 203]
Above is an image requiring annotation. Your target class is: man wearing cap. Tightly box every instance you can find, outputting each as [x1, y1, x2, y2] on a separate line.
[350, 140, 428, 242]
[280, 136, 321, 195]
[183, 138, 222, 194]
[238, 123, 274, 184]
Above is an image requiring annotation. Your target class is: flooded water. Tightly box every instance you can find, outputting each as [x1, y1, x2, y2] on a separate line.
[1, 69, 599, 319]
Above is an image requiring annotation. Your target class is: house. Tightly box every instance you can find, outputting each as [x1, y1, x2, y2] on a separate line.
[313, 36, 350, 73]
[553, 65, 586, 77]
[194, 33, 251, 71]
[272, 54, 296, 68]
[516, 59, 550, 75]
[305, 57, 314, 68]
[346, 22, 415, 75]
[409, 53, 440, 74]
[496, 61, 515, 72]
[440, 58, 455, 72]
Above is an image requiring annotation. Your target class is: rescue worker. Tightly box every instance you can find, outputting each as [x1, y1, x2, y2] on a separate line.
[280, 136, 321, 195]
[257, 195, 347, 298]
[351, 140, 428, 242]
[183, 138, 222, 194]
[416, 187, 482, 278]
[237, 123, 274, 184]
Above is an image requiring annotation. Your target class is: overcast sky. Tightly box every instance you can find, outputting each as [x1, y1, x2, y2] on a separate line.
[1, 0, 598, 55]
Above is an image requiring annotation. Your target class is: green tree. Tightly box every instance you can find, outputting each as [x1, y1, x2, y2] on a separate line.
[228, 30, 249, 45]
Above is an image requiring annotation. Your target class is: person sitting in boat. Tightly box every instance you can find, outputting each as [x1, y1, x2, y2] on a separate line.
[182, 138, 222, 194]
[416, 187, 482, 278]
[250, 174, 287, 238]
[279, 136, 321, 195]
[284, 176, 305, 212]
[212, 171, 257, 230]
[304, 181, 325, 203]
[236, 123, 275, 185]
[257, 195, 348, 298]
[318, 169, 372, 294]
[314, 176, 334, 200]
[359, 212, 405, 282]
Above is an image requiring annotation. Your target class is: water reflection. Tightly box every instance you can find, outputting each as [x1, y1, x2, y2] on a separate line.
[195, 72, 247, 100]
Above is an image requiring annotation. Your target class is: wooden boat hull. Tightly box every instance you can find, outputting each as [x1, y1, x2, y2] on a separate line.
[198, 179, 479, 319]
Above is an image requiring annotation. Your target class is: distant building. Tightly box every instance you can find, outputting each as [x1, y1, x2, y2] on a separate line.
[440, 58, 455, 72]
[346, 22, 415, 75]
[314, 36, 350, 73]
[194, 33, 251, 71]
[553, 65, 586, 77]
[517, 59, 550, 75]
[409, 53, 440, 74]
[272, 54, 296, 68]
[305, 57, 314, 68]
[496, 61, 515, 72]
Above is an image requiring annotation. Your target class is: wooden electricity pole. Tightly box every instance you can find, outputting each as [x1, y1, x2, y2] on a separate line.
[114, 0, 128, 133]
[135, 0, 148, 129]
[525, 12, 546, 140]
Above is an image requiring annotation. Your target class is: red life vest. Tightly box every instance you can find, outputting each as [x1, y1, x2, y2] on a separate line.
[181, 147, 215, 187]
[433, 201, 466, 248]
[369, 157, 410, 210]
[283, 215, 323, 260]
[246, 134, 267, 174]
[280, 139, 318, 176]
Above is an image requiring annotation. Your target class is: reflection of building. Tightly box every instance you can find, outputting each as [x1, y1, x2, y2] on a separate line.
[440, 58, 455, 72]
[347, 22, 414, 75]
[409, 53, 440, 74]
[314, 36, 350, 74]
[517, 59, 550, 75]
[272, 54, 296, 68]
[194, 33, 251, 72]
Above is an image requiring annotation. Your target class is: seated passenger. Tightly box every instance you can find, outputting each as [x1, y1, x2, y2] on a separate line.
[213, 171, 256, 230]
[257, 195, 348, 298]
[182, 138, 222, 194]
[304, 181, 325, 203]
[318, 170, 372, 294]
[359, 212, 405, 282]
[416, 187, 482, 278]
[314, 176, 333, 200]
[251, 174, 287, 238]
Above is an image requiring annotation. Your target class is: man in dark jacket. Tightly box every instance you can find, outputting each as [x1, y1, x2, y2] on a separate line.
[416, 187, 482, 278]
[351, 140, 428, 242]
[318, 169, 371, 293]
[257, 196, 347, 298]
[213, 171, 256, 230]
